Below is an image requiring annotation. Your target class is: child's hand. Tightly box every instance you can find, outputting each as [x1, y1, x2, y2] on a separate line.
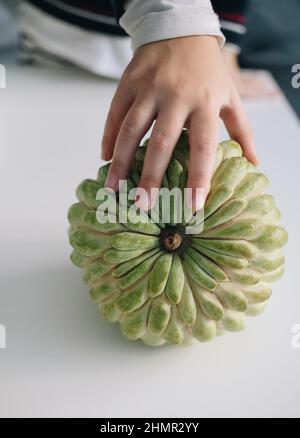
[102, 35, 258, 210]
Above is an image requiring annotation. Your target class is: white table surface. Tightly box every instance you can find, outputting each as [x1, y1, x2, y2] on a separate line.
[0, 63, 300, 418]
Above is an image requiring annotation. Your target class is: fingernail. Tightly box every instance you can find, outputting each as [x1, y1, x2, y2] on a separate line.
[135, 188, 150, 211]
[101, 150, 109, 161]
[149, 188, 159, 210]
[186, 188, 204, 212]
[105, 174, 118, 191]
[194, 192, 204, 212]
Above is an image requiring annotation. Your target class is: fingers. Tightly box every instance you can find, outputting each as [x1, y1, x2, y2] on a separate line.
[187, 107, 220, 211]
[137, 103, 188, 210]
[101, 83, 134, 161]
[105, 98, 156, 191]
[221, 92, 259, 165]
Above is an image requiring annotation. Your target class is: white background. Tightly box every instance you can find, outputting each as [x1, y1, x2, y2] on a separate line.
[0, 63, 300, 418]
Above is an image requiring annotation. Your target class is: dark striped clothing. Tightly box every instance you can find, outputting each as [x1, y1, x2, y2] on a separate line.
[18, 0, 249, 79]
[26, 0, 128, 36]
[24, 0, 250, 48]
[212, 0, 249, 47]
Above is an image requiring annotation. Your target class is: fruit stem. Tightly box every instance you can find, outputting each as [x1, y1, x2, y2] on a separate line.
[164, 233, 183, 251]
[160, 226, 189, 254]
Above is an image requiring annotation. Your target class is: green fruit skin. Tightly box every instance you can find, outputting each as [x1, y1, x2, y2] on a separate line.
[149, 254, 173, 298]
[83, 259, 112, 285]
[192, 238, 257, 259]
[178, 281, 197, 326]
[192, 285, 224, 321]
[163, 307, 185, 344]
[204, 198, 246, 230]
[215, 283, 248, 312]
[211, 157, 249, 191]
[192, 308, 217, 342]
[117, 277, 149, 313]
[68, 131, 287, 347]
[222, 309, 246, 332]
[186, 247, 228, 282]
[112, 249, 159, 278]
[165, 255, 185, 304]
[104, 248, 145, 265]
[184, 254, 217, 292]
[148, 297, 171, 334]
[204, 187, 234, 219]
[120, 302, 150, 340]
[69, 228, 112, 257]
[117, 251, 161, 291]
[76, 179, 102, 209]
[112, 232, 159, 251]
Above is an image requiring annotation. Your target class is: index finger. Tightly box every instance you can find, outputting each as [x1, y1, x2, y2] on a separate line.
[137, 104, 188, 210]
[187, 107, 220, 211]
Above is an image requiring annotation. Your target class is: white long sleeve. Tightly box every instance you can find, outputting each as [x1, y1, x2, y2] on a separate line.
[120, 0, 225, 51]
